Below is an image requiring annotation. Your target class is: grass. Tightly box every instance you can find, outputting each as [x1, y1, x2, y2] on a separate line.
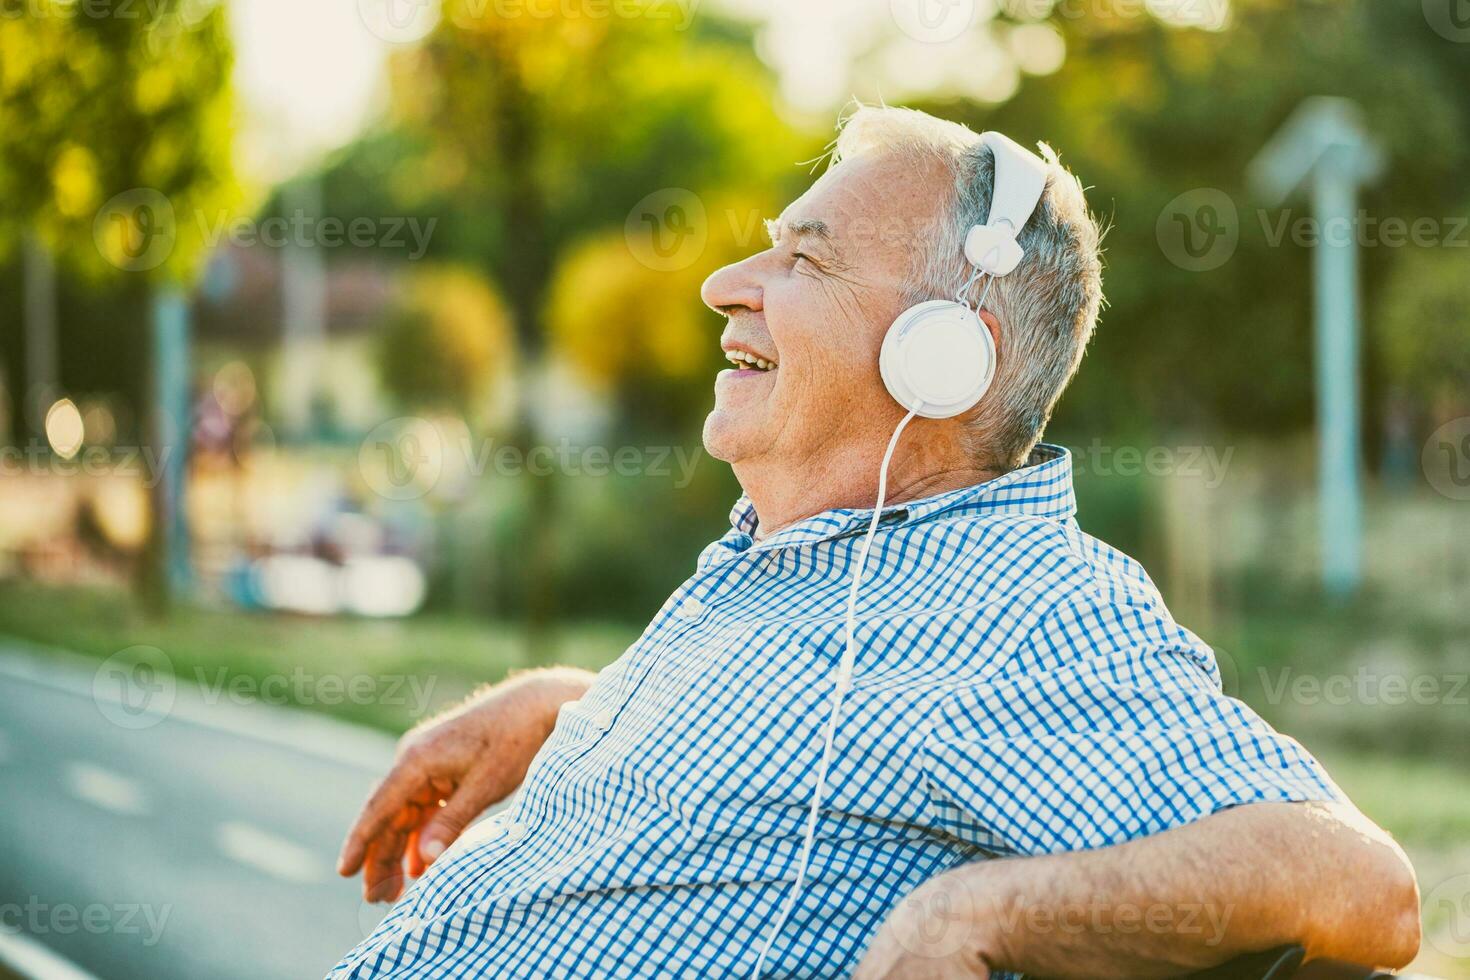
[0, 579, 637, 732]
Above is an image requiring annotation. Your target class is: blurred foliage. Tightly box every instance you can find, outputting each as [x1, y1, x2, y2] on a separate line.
[325, 1, 813, 381]
[1378, 241, 1470, 411]
[545, 190, 782, 430]
[326, 2, 814, 634]
[374, 265, 515, 419]
[0, 0, 238, 282]
[935, 0, 1470, 449]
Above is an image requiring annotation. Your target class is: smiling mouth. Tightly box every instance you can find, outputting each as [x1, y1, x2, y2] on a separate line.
[724, 349, 778, 372]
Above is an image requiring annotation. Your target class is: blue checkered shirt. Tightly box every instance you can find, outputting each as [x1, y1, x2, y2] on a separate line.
[330, 444, 1341, 979]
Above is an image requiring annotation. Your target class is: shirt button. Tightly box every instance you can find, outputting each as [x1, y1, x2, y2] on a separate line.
[504, 822, 528, 843]
[399, 914, 423, 931]
[675, 597, 704, 619]
[593, 707, 615, 729]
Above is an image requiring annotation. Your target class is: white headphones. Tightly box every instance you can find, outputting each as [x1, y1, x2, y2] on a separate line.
[750, 130, 1051, 980]
[878, 131, 1050, 419]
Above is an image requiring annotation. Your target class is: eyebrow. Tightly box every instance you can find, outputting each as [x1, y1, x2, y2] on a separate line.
[766, 216, 836, 250]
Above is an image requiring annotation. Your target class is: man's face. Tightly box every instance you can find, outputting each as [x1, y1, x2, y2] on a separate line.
[700, 153, 947, 470]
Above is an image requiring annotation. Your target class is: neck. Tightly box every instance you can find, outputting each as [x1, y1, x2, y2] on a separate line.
[734, 420, 1003, 538]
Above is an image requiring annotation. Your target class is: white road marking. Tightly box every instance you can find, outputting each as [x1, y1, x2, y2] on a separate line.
[63, 762, 149, 817]
[0, 928, 102, 980]
[215, 820, 326, 883]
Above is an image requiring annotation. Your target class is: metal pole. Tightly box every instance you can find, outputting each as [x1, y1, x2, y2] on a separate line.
[22, 234, 59, 434]
[280, 178, 327, 441]
[153, 287, 193, 595]
[1310, 149, 1362, 597]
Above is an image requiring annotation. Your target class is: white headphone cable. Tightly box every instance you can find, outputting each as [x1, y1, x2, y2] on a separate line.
[750, 408, 918, 978]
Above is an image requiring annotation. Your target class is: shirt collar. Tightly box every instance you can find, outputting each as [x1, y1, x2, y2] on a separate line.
[707, 443, 1076, 564]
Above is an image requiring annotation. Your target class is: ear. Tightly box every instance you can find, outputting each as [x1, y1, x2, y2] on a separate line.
[977, 308, 1001, 353]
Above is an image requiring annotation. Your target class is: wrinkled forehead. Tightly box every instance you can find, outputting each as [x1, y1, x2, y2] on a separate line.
[775, 153, 952, 267]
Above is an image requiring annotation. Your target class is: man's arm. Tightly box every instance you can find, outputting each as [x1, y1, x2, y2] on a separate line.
[854, 801, 1420, 979]
[337, 666, 596, 901]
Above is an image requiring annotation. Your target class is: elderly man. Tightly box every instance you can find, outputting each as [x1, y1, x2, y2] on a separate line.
[331, 107, 1419, 979]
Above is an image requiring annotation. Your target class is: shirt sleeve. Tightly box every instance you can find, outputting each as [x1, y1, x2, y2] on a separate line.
[920, 587, 1344, 857]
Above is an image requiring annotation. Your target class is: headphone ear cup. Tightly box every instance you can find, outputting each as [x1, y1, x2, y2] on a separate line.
[880, 300, 996, 419]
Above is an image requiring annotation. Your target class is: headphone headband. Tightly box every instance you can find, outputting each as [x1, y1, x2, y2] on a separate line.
[964, 131, 1049, 277]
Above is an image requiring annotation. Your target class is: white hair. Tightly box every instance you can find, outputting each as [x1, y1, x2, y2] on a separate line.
[832, 105, 1105, 470]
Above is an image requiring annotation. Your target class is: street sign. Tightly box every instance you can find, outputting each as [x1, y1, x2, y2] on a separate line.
[1249, 97, 1384, 598]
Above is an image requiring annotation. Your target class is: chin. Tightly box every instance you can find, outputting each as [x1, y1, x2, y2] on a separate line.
[702, 405, 756, 464]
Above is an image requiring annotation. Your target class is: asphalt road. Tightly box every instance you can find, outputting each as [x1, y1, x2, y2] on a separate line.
[0, 642, 401, 980]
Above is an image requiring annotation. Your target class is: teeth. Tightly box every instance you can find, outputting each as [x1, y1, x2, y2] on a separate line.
[725, 350, 777, 371]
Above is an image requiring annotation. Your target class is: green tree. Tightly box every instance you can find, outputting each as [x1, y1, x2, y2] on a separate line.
[363, 5, 809, 642]
[0, 0, 237, 612]
[375, 265, 515, 420]
[921, 0, 1470, 447]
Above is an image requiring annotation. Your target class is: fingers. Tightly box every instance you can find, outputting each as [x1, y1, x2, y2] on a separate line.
[338, 759, 430, 877]
[362, 800, 424, 902]
[405, 828, 426, 879]
[417, 772, 497, 867]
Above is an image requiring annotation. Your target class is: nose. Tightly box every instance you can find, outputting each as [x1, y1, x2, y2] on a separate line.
[701, 254, 764, 317]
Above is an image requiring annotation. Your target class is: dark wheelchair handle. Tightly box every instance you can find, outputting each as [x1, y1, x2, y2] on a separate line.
[1178, 944, 1413, 980]
[1181, 944, 1306, 980]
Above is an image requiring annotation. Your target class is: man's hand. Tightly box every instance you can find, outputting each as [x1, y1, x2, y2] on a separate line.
[336, 667, 595, 902]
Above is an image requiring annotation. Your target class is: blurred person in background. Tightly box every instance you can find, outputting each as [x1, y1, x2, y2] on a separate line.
[331, 107, 1419, 979]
